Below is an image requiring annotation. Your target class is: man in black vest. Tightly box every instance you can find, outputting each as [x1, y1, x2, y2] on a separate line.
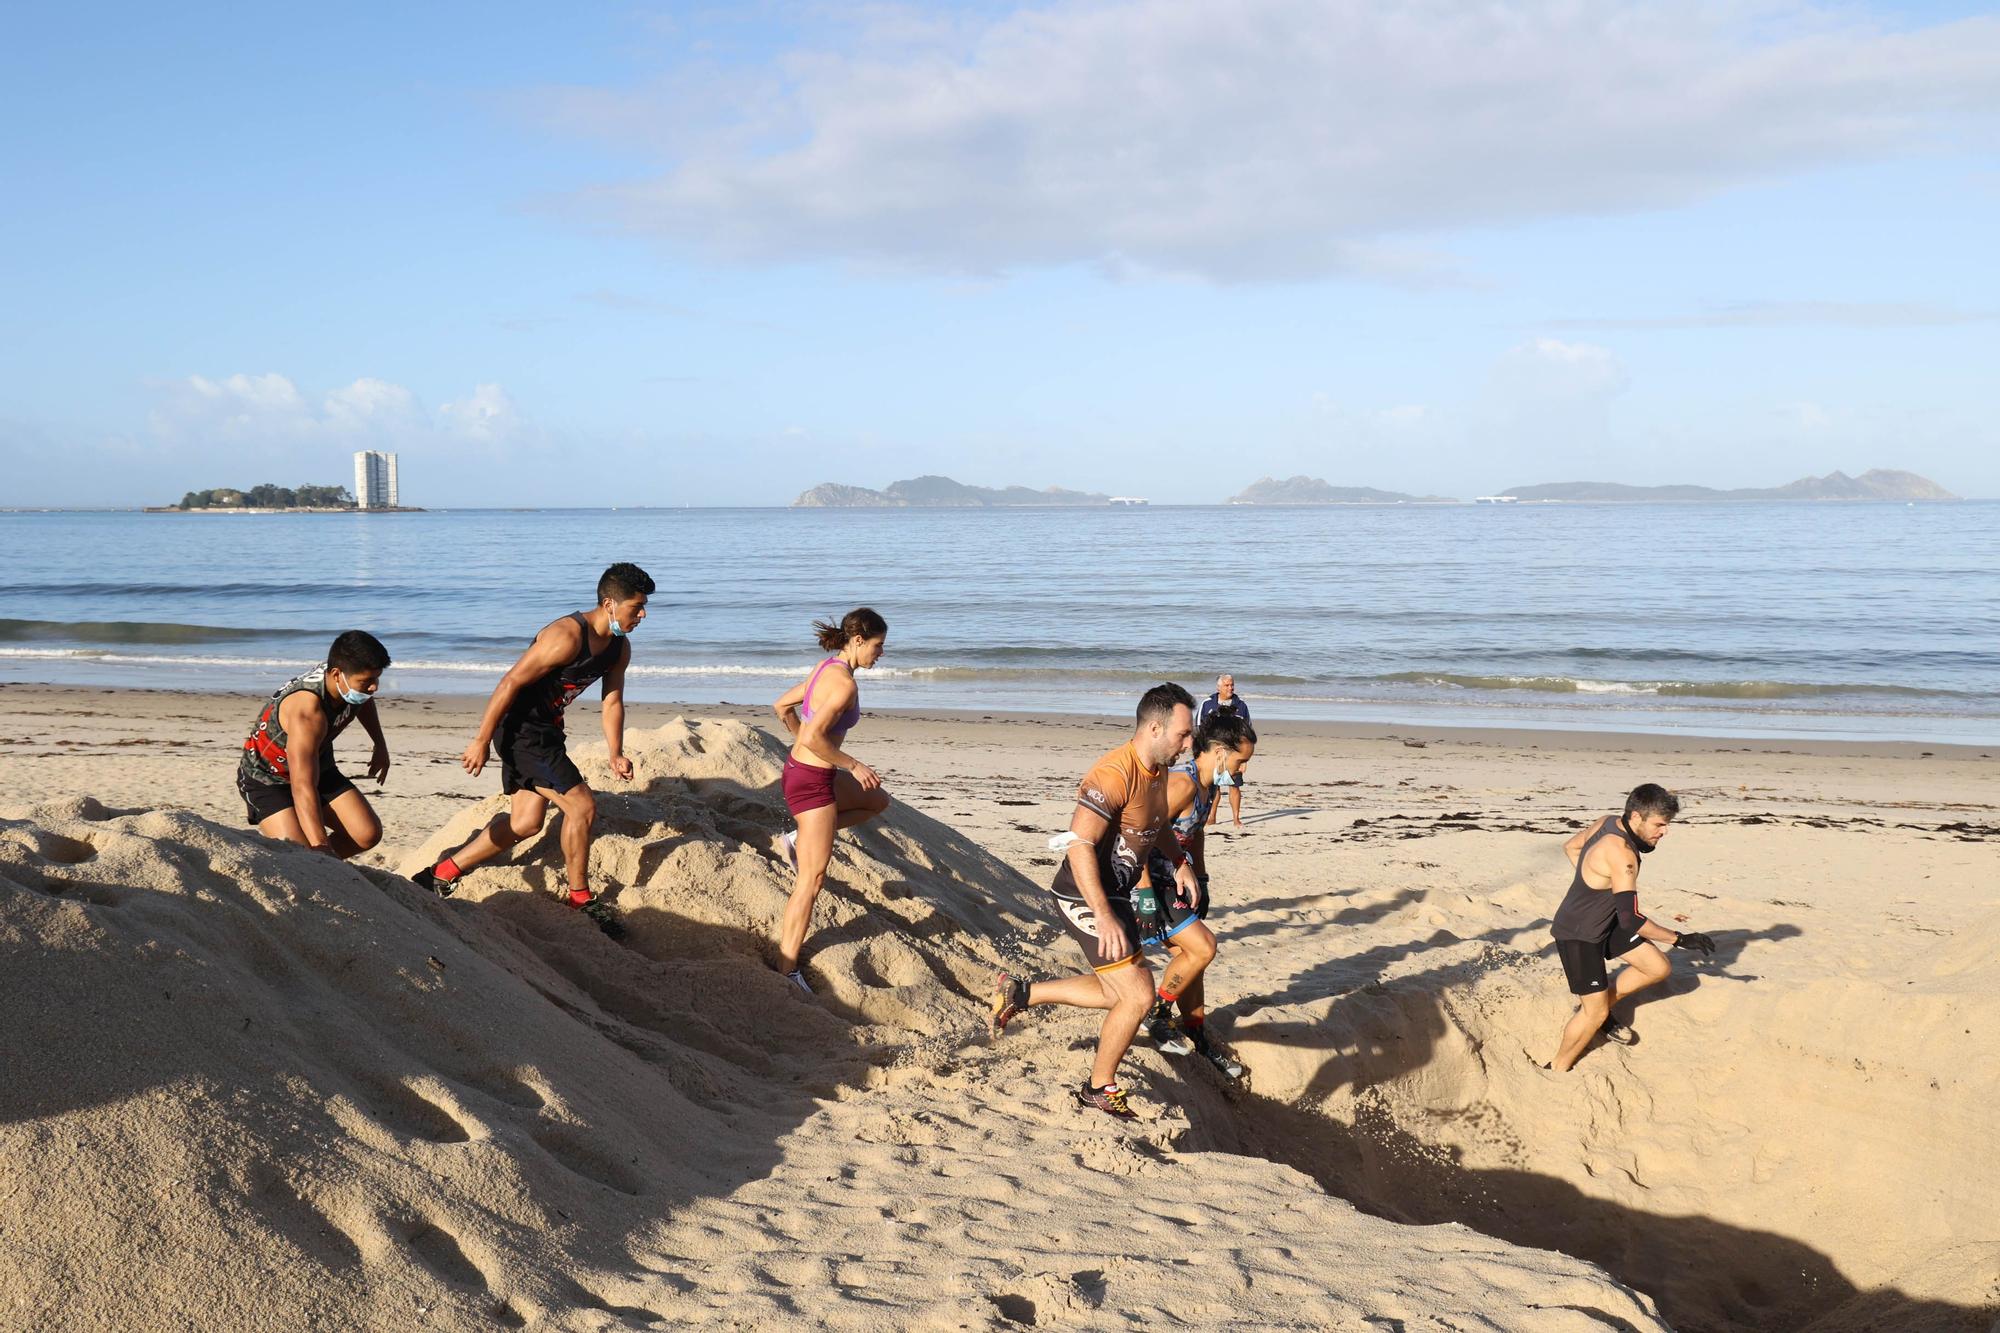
[1548, 784, 1715, 1070]
[412, 563, 653, 934]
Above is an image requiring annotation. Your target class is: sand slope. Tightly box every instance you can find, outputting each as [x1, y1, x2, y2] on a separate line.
[0, 717, 1665, 1330]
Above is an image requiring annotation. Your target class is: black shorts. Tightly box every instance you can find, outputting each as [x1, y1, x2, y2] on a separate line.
[238, 766, 358, 826]
[498, 719, 585, 796]
[1556, 933, 1641, 996]
[1138, 853, 1209, 948]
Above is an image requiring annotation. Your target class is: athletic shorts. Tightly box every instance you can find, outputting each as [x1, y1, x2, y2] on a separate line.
[1050, 889, 1146, 973]
[781, 754, 838, 816]
[498, 719, 584, 797]
[1138, 854, 1209, 948]
[1555, 933, 1638, 996]
[238, 765, 358, 826]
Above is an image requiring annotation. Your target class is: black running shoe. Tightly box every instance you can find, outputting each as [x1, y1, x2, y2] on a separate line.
[1599, 1017, 1638, 1046]
[574, 895, 626, 939]
[1074, 1079, 1137, 1121]
[1185, 1024, 1245, 1080]
[411, 867, 455, 898]
[1145, 998, 1193, 1055]
[989, 970, 1029, 1036]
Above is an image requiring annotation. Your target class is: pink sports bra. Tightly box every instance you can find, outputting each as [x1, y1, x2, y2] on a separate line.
[799, 656, 861, 736]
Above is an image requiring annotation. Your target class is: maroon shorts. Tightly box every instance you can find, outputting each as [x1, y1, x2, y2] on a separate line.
[782, 755, 838, 815]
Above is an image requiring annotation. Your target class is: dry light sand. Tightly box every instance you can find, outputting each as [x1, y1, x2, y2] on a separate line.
[1, 682, 1996, 1331]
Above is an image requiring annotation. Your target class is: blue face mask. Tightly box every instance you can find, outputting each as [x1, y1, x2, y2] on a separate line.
[337, 677, 372, 706]
[608, 606, 636, 637]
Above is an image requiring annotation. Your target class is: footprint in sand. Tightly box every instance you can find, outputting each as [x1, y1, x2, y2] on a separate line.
[531, 1121, 647, 1196]
[345, 1071, 480, 1145]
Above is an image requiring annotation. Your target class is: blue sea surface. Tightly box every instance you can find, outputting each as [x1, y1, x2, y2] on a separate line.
[1, 503, 1996, 743]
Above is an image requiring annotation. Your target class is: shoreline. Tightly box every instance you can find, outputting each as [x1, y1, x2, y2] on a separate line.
[3, 678, 1994, 760]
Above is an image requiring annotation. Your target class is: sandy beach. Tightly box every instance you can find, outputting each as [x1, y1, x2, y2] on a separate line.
[2, 681, 1995, 1330]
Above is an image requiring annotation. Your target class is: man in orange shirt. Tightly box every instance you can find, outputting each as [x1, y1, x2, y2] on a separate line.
[988, 683, 1199, 1119]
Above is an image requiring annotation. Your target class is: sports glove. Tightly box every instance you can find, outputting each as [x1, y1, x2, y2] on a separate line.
[1673, 931, 1715, 956]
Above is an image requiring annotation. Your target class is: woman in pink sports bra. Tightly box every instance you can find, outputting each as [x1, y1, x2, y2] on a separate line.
[770, 606, 890, 995]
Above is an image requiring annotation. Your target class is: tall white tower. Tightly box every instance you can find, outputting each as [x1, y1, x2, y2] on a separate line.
[352, 450, 399, 508]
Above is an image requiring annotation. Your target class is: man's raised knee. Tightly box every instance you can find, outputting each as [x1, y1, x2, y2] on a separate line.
[352, 823, 382, 853]
[561, 788, 597, 827]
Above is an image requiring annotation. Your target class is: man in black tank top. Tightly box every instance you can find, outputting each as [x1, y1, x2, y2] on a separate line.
[1548, 783, 1716, 1071]
[410, 563, 654, 935]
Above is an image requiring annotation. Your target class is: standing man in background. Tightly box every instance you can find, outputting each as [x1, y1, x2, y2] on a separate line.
[1199, 674, 1256, 830]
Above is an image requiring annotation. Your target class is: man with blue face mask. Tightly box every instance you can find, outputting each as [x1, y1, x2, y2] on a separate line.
[237, 629, 394, 858]
[411, 562, 653, 936]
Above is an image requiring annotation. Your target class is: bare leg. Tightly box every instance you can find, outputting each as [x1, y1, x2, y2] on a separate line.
[778, 773, 890, 972]
[1160, 923, 1217, 1007]
[1608, 942, 1672, 1013]
[321, 789, 383, 859]
[1552, 990, 1612, 1072]
[256, 791, 382, 861]
[778, 801, 838, 973]
[442, 790, 549, 874]
[1087, 962, 1156, 1087]
[545, 784, 598, 896]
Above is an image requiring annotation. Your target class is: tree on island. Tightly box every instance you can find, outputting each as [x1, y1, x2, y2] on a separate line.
[177, 483, 356, 510]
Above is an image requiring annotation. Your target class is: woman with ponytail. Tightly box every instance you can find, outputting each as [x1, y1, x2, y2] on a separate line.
[770, 607, 890, 994]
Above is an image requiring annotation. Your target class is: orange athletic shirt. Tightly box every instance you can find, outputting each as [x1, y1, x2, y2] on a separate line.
[1051, 741, 1169, 900]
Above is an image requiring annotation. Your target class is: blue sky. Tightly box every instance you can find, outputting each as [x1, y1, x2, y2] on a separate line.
[4, 0, 1997, 506]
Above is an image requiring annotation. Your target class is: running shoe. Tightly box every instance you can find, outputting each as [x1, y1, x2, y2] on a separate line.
[1074, 1079, 1137, 1121]
[410, 866, 455, 898]
[1185, 1023, 1245, 1080]
[1599, 1017, 1638, 1046]
[572, 894, 626, 939]
[784, 968, 815, 997]
[1144, 998, 1193, 1056]
[989, 970, 1030, 1036]
[780, 829, 798, 871]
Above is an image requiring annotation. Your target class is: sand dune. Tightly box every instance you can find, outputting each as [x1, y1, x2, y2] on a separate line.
[0, 716, 1669, 1330]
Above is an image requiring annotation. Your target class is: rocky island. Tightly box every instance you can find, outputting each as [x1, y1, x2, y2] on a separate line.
[1226, 476, 1459, 505]
[792, 475, 1114, 507]
[1495, 469, 1957, 503]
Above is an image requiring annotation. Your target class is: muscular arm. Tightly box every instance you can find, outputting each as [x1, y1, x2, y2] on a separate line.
[280, 694, 332, 850]
[1605, 846, 1679, 946]
[473, 621, 579, 748]
[771, 679, 807, 736]
[1062, 805, 1131, 955]
[354, 697, 391, 783]
[601, 641, 631, 779]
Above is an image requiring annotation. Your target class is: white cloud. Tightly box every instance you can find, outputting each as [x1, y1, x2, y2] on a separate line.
[538, 0, 2000, 281]
[1497, 338, 1628, 398]
[148, 372, 530, 452]
[439, 384, 522, 443]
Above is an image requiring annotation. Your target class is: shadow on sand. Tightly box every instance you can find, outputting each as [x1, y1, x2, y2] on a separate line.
[1176, 917, 1991, 1331]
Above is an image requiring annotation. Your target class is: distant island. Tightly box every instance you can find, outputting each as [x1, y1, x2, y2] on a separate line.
[793, 475, 1120, 508]
[148, 483, 422, 514]
[1494, 469, 1957, 504]
[1227, 476, 1458, 505]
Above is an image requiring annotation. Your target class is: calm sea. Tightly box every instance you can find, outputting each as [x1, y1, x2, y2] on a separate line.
[1, 504, 1996, 743]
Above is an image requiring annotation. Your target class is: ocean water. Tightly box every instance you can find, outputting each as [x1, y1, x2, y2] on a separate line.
[1, 503, 1996, 743]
